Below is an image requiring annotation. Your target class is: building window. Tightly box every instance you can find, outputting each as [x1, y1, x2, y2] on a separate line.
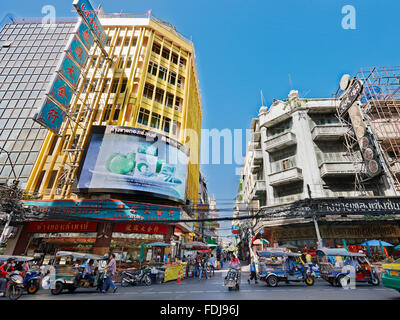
[171, 52, 178, 64]
[155, 88, 164, 104]
[152, 42, 161, 54]
[120, 78, 127, 93]
[126, 56, 133, 68]
[163, 117, 171, 133]
[172, 120, 181, 136]
[147, 61, 158, 76]
[34, 170, 45, 193]
[177, 75, 184, 89]
[103, 104, 113, 121]
[138, 108, 150, 125]
[91, 56, 97, 67]
[110, 79, 119, 93]
[116, 37, 122, 46]
[47, 170, 58, 189]
[113, 104, 121, 121]
[179, 57, 186, 68]
[118, 57, 124, 69]
[168, 71, 176, 85]
[48, 136, 58, 156]
[161, 47, 170, 60]
[150, 113, 161, 129]
[143, 83, 154, 100]
[102, 79, 110, 93]
[124, 37, 130, 46]
[166, 93, 174, 108]
[82, 79, 89, 93]
[175, 97, 182, 111]
[158, 66, 167, 81]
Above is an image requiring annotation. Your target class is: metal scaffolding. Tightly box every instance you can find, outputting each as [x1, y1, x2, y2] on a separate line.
[356, 66, 400, 193]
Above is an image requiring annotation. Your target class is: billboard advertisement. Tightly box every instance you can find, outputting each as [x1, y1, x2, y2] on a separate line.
[78, 126, 189, 202]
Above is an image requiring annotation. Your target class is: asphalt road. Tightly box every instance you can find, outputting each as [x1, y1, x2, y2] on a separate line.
[17, 265, 400, 301]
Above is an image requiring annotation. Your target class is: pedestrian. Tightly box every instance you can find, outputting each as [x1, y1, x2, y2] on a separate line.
[0, 258, 15, 297]
[209, 254, 216, 276]
[199, 256, 208, 280]
[248, 258, 258, 284]
[102, 253, 117, 293]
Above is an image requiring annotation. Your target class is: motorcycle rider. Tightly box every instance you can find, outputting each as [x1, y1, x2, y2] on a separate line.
[0, 258, 16, 297]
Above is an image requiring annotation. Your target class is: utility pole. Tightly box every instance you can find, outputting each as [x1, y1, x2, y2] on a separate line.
[307, 184, 323, 249]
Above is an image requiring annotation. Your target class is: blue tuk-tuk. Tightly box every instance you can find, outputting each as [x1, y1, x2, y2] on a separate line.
[256, 249, 315, 287]
[316, 248, 380, 287]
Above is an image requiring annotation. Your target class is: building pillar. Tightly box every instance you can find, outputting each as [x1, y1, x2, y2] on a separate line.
[93, 222, 114, 255]
[12, 224, 31, 255]
[165, 225, 175, 243]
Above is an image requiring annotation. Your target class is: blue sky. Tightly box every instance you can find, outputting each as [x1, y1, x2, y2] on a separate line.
[2, 0, 399, 241]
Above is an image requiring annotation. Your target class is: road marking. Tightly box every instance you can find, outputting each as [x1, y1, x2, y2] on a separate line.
[190, 291, 204, 293]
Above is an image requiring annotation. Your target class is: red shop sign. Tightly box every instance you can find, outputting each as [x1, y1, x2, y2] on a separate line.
[113, 223, 168, 234]
[27, 221, 97, 233]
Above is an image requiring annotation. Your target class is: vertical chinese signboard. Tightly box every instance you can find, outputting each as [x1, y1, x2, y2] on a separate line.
[33, 0, 108, 134]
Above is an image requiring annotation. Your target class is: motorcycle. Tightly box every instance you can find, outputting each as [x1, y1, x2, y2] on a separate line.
[24, 270, 41, 294]
[121, 266, 152, 287]
[224, 268, 240, 291]
[5, 271, 24, 300]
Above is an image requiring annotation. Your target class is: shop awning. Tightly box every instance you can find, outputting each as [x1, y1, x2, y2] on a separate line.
[145, 242, 171, 247]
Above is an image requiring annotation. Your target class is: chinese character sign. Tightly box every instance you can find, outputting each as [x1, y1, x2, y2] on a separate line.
[34, 98, 66, 133]
[73, 0, 108, 49]
[67, 37, 89, 68]
[76, 21, 94, 51]
[49, 76, 74, 108]
[59, 55, 81, 88]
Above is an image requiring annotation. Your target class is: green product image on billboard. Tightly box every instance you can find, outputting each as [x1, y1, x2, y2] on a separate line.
[78, 126, 189, 202]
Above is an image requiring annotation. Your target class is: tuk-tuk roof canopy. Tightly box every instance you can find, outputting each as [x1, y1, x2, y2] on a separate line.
[55, 251, 106, 260]
[0, 255, 34, 262]
[257, 250, 301, 258]
[316, 248, 366, 258]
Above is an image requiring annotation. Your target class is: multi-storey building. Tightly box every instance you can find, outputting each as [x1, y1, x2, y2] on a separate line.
[0, 19, 78, 187]
[237, 89, 400, 250]
[5, 13, 203, 262]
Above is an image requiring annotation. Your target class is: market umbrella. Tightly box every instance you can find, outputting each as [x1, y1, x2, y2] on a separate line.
[280, 243, 298, 249]
[361, 240, 393, 247]
[181, 241, 209, 250]
[365, 242, 372, 257]
[395, 244, 400, 250]
[207, 244, 218, 247]
[379, 241, 389, 258]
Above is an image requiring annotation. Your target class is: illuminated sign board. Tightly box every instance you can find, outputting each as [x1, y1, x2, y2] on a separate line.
[34, 98, 66, 133]
[77, 126, 189, 202]
[73, 0, 108, 49]
[21, 199, 182, 222]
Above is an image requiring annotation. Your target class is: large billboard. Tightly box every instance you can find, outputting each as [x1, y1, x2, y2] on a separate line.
[78, 126, 189, 202]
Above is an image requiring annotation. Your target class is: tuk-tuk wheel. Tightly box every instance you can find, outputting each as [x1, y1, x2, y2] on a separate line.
[305, 277, 314, 286]
[50, 282, 64, 295]
[27, 280, 39, 294]
[267, 275, 278, 287]
[370, 277, 380, 286]
[336, 275, 346, 287]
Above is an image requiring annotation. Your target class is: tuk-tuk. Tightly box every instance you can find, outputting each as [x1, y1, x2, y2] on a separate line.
[44, 251, 108, 295]
[256, 249, 315, 287]
[0, 255, 41, 295]
[381, 258, 400, 294]
[316, 248, 380, 287]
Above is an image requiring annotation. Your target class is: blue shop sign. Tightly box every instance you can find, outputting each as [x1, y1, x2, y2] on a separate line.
[76, 21, 94, 51]
[48, 75, 74, 108]
[67, 36, 89, 68]
[21, 199, 182, 222]
[33, 98, 66, 134]
[59, 55, 81, 88]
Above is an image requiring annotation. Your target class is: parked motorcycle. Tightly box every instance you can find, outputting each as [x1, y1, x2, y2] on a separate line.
[5, 271, 24, 300]
[121, 266, 152, 287]
[24, 270, 41, 294]
[224, 268, 240, 291]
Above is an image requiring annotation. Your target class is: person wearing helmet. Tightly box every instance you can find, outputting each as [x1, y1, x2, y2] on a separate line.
[0, 258, 16, 297]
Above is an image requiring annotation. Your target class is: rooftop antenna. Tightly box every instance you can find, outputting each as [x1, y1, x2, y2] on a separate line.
[260, 90, 265, 107]
[289, 73, 293, 90]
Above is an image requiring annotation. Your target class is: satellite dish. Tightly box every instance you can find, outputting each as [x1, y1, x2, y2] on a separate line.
[340, 74, 351, 91]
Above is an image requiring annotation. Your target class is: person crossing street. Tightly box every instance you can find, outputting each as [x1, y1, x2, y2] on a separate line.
[102, 253, 117, 293]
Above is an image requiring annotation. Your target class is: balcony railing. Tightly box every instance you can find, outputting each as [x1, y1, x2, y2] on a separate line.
[265, 132, 296, 152]
[268, 167, 303, 186]
[311, 125, 348, 141]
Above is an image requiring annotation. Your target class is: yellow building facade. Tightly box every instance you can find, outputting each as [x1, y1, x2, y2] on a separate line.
[25, 16, 202, 209]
